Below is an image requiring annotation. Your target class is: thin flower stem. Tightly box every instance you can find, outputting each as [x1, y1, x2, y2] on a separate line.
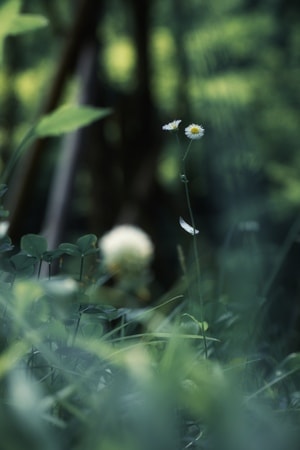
[182, 140, 192, 163]
[181, 163, 208, 359]
[175, 133, 208, 358]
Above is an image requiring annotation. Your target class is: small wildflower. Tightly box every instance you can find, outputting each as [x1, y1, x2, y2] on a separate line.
[162, 119, 182, 131]
[99, 225, 154, 275]
[185, 123, 204, 140]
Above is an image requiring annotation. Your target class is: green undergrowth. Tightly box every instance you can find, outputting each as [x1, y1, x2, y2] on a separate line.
[0, 228, 299, 450]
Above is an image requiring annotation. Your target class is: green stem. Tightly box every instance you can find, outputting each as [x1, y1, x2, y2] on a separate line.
[72, 312, 82, 345]
[73, 255, 85, 345]
[177, 136, 207, 358]
[181, 167, 208, 358]
[79, 255, 84, 282]
[37, 259, 42, 279]
[182, 140, 192, 163]
[1, 127, 36, 184]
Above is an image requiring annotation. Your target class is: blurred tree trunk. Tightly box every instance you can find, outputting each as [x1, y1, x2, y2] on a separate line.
[85, 0, 176, 289]
[41, 38, 103, 250]
[115, 0, 160, 225]
[6, 0, 103, 242]
[86, 0, 162, 232]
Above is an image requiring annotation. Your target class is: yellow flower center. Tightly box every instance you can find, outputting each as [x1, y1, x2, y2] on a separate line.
[190, 126, 199, 134]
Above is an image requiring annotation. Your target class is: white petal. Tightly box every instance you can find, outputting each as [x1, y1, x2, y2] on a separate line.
[179, 217, 199, 235]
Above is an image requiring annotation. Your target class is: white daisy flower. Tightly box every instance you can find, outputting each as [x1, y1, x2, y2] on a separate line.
[185, 123, 205, 140]
[162, 119, 182, 131]
[99, 225, 154, 274]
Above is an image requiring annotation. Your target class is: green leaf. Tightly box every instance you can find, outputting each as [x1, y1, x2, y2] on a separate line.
[21, 234, 47, 259]
[9, 14, 48, 35]
[42, 249, 64, 262]
[76, 234, 98, 255]
[59, 243, 81, 257]
[35, 105, 112, 137]
[0, 0, 48, 64]
[0, 0, 20, 44]
[0, 236, 14, 253]
[276, 352, 300, 373]
[9, 253, 37, 277]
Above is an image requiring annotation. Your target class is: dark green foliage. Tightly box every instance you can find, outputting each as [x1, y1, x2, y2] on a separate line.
[2, 252, 36, 278]
[76, 234, 98, 255]
[0, 226, 298, 450]
[41, 249, 64, 263]
[21, 233, 47, 258]
[0, 235, 14, 253]
[20, 234, 63, 278]
[59, 234, 98, 257]
[58, 242, 81, 257]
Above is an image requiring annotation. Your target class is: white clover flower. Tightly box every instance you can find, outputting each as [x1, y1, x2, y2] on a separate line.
[162, 119, 182, 131]
[99, 225, 154, 274]
[185, 123, 205, 140]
